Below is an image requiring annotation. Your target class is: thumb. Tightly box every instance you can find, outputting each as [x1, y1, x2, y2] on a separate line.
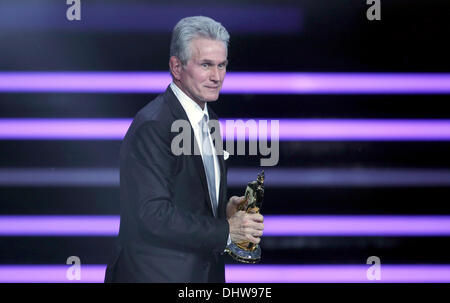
[231, 195, 245, 205]
[237, 196, 246, 205]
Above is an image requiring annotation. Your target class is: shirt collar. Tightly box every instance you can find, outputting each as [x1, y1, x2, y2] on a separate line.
[170, 82, 209, 126]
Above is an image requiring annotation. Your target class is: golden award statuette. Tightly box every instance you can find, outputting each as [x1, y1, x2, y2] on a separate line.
[225, 170, 264, 263]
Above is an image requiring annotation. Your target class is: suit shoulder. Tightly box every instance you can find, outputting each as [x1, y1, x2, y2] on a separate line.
[208, 106, 220, 121]
[123, 93, 174, 144]
[135, 94, 172, 124]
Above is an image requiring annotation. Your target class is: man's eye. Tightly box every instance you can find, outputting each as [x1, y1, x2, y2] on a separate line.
[218, 64, 225, 69]
[201, 63, 209, 68]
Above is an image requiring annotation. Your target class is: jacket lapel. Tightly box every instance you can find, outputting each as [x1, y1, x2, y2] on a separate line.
[217, 148, 226, 219]
[164, 86, 215, 217]
[209, 110, 227, 219]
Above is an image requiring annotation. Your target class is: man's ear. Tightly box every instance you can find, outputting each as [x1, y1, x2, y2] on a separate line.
[169, 56, 183, 81]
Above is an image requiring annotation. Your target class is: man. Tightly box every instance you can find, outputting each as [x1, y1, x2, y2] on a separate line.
[104, 16, 264, 283]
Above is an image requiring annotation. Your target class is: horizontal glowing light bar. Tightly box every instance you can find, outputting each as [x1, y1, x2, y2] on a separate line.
[0, 119, 130, 140]
[0, 4, 302, 33]
[263, 215, 450, 236]
[0, 216, 119, 236]
[229, 168, 450, 187]
[1, 265, 450, 283]
[1, 118, 450, 140]
[1, 72, 450, 94]
[225, 265, 450, 283]
[0, 265, 106, 283]
[2, 168, 450, 187]
[1, 215, 450, 236]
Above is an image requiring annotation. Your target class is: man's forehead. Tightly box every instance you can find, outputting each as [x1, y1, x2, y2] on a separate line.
[190, 38, 227, 61]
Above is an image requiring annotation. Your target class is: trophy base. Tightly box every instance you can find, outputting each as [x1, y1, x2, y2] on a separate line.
[225, 242, 261, 264]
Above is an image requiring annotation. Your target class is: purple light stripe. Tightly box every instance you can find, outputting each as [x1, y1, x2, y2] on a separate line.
[1, 215, 450, 236]
[1, 72, 450, 93]
[229, 168, 450, 187]
[1, 265, 450, 283]
[1, 118, 450, 141]
[2, 168, 450, 187]
[0, 216, 119, 236]
[0, 72, 169, 93]
[0, 265, 106, 283]
[0, 118, 130, 140]
[263, 215, 450, 236]
[0, 3, 302, 34]
[0, 168, 119, 187]
[224, 73, 450, 94]
[225, 265, 450, 283]
[220, 119, 450, 141]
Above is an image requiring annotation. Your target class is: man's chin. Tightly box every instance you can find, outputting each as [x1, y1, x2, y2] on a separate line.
[205, 98, 219, 103]
[204, 93, 221, 102]
[196, 92, 221, 104]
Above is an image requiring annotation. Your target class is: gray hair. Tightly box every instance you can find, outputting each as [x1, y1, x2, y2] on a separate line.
[170, 16, 230, 65]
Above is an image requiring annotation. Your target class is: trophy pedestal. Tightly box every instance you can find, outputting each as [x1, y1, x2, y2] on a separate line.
[225, 170, 264, 264]
[225, 242, 261, 264]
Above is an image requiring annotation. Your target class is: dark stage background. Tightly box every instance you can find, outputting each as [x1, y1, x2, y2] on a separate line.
[0, 0, 450, 282]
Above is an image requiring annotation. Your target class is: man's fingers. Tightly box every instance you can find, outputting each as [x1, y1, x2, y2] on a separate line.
[229, 210, 264, 244]
[252, 230, 263, 237]
[248, 221, 264, 230]
[253, 223, 264, 232]
[256, 214, 264, 222]
[247, 235, 261, 244]
[242, 214, 264, 230]
[249, 213, 264, 223]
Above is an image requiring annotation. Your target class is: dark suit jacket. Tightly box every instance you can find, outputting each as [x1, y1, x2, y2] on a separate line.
[104, 86, 229, 283]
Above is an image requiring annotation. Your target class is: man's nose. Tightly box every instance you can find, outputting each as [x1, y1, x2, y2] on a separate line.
[210, 67, 220, 82]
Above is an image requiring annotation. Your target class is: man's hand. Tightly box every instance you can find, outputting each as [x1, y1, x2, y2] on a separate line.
[226, 195, 246, 220]
[227, 210, 264, 244]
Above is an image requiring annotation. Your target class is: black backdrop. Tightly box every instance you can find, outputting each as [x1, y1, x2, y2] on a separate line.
[0, 0, 450, 281]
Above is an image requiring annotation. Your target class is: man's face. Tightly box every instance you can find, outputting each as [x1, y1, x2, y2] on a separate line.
[177, 38, 228, 105]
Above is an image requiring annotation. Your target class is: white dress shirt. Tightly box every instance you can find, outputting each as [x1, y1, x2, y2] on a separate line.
[170, 82, 232, 247]
[170, 82, 221, 213]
